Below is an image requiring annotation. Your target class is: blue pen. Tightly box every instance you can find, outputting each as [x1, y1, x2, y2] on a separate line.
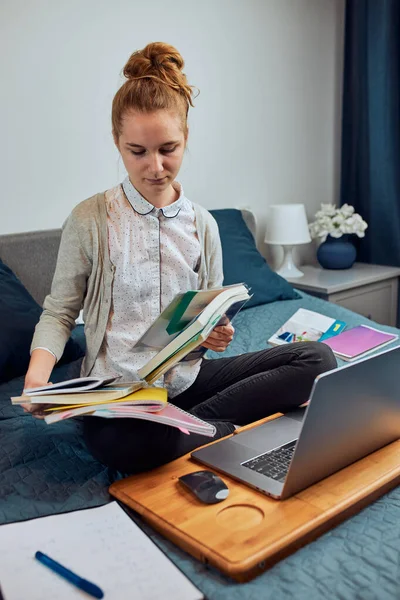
[35, 551, 104, 599]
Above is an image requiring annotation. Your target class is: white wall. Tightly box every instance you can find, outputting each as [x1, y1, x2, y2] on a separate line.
[0, 0, 344, 265]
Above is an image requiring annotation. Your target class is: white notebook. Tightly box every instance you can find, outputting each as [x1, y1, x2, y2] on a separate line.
[0, 502, 203, 600]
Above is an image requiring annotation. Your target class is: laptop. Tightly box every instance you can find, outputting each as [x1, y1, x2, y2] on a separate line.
[192, 344, 400, 500]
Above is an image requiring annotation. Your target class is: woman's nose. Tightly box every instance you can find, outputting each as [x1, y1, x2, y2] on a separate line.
[148, 153, 164, 175]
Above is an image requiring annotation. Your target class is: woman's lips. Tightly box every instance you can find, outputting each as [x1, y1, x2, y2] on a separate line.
[146, 177, 167, 185]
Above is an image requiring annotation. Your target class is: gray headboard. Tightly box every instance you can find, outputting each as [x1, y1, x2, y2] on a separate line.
[0, 229, 62, 306]
[0, 209, 257, 307]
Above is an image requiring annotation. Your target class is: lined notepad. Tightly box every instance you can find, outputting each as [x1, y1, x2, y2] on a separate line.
[0, 502, 203, 600]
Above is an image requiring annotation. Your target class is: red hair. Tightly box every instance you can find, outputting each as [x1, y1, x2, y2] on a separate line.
[112, 42, 196, 141]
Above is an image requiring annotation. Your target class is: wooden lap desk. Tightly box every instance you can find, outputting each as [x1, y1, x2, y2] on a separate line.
[110, 415, 400, 582]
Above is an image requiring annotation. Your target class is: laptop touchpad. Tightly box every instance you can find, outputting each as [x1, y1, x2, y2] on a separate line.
[234, 416, 302, 453]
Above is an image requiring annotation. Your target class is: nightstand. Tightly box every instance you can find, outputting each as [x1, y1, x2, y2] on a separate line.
[287, 263, 400, 326]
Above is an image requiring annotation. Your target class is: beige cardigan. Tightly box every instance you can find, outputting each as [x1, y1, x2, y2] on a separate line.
[31, 192, 223, 376]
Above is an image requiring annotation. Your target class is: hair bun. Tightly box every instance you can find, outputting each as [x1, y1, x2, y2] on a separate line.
[123, 42, 184, 81]
[112, 42, 196, 140]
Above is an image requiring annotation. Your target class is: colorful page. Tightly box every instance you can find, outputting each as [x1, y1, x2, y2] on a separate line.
[45, 401, 216, 437]
[139, 296, 250, 383]
[133, 288, 227, 351]
[44, 402, 163, 424]
[24, 376, 119, 396]
[94, 403, 216, 437]
[43, 388, 168, 423]
[268, 309, 337, 346]
[16, 383, 144, 405]
[143, 335, 202, 385]
[322, 325, 398, 358]
[46, 387, 167, 410]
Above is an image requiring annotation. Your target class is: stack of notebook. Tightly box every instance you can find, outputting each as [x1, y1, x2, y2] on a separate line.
[11, 376, 215, 436]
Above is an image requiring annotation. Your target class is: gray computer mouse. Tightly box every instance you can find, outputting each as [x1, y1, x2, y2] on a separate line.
[178, 470, 229, 504]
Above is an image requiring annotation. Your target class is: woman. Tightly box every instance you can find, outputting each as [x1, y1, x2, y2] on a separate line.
[24, 42, 336, 473]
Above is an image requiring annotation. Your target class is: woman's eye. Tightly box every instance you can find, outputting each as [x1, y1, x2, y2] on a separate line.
[129, 146, 178, 156]
[161, 146, 177, 154]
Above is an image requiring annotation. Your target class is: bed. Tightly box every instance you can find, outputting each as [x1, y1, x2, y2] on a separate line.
[1, 210, 400, 600]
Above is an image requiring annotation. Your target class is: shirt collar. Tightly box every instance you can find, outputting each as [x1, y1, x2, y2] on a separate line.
[122, 177, 185, 218]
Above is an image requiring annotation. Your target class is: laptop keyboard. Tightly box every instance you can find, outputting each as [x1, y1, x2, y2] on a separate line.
[241, 440, 297, 483]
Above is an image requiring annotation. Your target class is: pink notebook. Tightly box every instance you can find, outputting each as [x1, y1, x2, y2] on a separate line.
[322, 324, 398, 360]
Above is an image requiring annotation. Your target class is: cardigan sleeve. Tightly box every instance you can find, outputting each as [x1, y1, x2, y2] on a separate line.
[203, 212, 224, 289]
[192, 202, 224, 290]
[30, 210, 92, 361]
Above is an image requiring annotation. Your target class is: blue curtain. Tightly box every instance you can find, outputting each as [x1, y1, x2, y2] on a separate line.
[340, 0, 400, 266]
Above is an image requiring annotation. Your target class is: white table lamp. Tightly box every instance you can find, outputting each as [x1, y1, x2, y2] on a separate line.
[264, 204, 311, 278]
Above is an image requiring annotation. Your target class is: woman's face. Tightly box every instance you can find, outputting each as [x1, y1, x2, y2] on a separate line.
[116, 110, 186, 204]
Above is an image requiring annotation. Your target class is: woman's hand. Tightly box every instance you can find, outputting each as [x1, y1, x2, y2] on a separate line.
[201, 322, 235, 353]
[22, 349, 56, 418]
[21, 400, 51, 420]
[21, 378, 52, 419]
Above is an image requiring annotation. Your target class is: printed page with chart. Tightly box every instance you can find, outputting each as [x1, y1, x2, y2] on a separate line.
[268, 308, 346, 346]
[0, 502, 204, 600]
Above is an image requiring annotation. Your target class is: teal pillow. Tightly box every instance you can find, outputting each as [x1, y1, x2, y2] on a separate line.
[209, 209, 300, 308]
[0, 259, 85, 383]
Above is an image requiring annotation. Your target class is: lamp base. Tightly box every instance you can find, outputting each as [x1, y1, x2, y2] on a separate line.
[276, 245, 304, 279]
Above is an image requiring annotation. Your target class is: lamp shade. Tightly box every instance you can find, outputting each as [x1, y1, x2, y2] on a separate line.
[264, 204, 311, 245]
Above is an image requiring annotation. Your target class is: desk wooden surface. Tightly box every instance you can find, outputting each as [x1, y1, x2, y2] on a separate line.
[110, 416, 400, 582]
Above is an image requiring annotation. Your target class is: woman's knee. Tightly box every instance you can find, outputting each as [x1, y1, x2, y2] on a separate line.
[298, 341, 337, 374]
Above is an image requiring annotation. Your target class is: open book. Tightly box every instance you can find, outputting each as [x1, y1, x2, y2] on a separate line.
[23, 376, 135, 396]
[268, 308, 346, 346]
[12, 384, 164, 408]
[21, 387, 143, 405]
[13, 387, 215, 436]
[135, 283, 250, 383]
[44, 402, 216, 436]
[20, 377, 143, 404]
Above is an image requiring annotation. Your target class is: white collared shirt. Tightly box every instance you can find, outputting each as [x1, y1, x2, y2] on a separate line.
[90, 177, 202, 397]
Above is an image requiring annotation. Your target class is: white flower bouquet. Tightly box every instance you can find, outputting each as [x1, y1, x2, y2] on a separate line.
[309, 203, 368, 244]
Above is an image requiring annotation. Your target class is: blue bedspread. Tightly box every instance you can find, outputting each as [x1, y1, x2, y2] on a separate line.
[1, 293, 400, 599]
[0, 360, 113, 525]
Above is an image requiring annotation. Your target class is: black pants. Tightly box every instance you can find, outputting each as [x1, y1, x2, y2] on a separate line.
[83, 342, 336, 474]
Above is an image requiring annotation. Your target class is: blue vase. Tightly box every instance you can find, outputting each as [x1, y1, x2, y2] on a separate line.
[317, 235, 357, 270]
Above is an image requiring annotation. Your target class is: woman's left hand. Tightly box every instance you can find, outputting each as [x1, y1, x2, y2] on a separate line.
[201, 322, 235, 352]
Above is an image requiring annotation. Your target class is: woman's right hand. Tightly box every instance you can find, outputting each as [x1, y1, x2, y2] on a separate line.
[21, 375, 52, 419]
[21, 379, 53, 419]
[22, 349, 56, 419]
